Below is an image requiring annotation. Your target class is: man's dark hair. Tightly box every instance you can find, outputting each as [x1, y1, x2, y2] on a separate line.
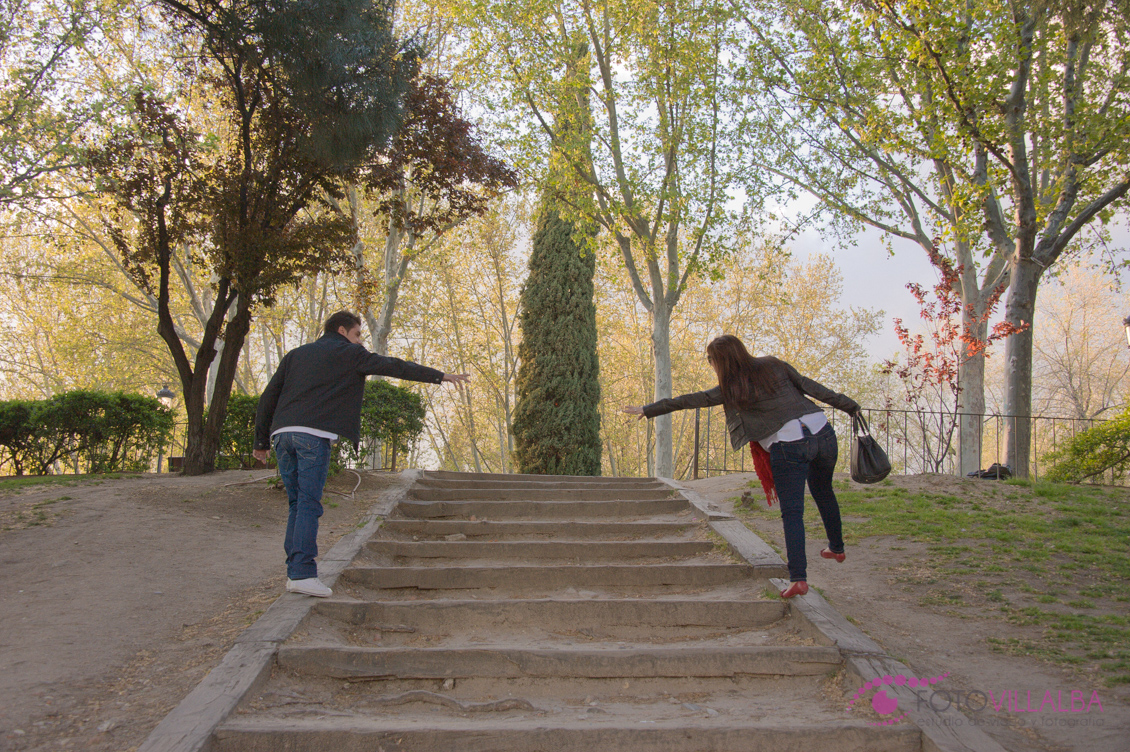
[324, 311, 363, 337]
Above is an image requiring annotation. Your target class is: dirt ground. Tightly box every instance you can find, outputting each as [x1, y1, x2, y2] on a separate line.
[0, 469, 1126, 752]
[0, 469, 409, 752]
[686, 472, 1130, 752]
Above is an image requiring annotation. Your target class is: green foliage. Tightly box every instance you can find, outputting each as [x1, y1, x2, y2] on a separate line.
[215, 393, 261, 470]
[214, 383, 424, 472]
[76, 391, 175, 473]
[362, 380, 426, 457]
[0, 0, 101, 205]
[1044, 409, 1130, 484]
[239, 0, 418, 169]
[0, 390, 173, 475]
[735, 479, 1130, 684]
[87, 0, 422, 475]
[0, 401, 37, 475]
[513, 205, 601, 475]
[335, 380, 426, 469]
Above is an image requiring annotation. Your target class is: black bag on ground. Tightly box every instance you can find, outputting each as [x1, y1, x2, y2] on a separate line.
[967, 463, 1012, 480]
[850, 414, 892, 484]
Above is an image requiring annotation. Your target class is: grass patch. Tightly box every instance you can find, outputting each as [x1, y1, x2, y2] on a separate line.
[703, 527, 742, 563]
[0, 473, 139, 494]
[732, 477, 1130, 686]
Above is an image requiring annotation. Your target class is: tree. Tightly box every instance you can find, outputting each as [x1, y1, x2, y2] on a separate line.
[0, 0, 101, 205]
[880, 249, 1020, 473]
[355, 379, 427, 471]
[400, 200, 527, 473]
[1044, 406, 1130, 484]
[89, 0, 419, 474]
[459, 0, 739, 477]
[215, 392, 259, 469]
[0, 390, 172, 475]
[513, 205, 602, 475]
[332, 74, 517, 356]
[0, 227, 178, 398]
[595, 239, 882, 478]
[1033, 261, 1130, 420]
[732, 0, 1130, 476]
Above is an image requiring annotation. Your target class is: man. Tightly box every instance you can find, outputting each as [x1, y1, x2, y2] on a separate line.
[253, 310, 469, 597]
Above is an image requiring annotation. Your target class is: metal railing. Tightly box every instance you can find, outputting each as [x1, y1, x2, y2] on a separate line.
[688, 406, 1116, 483]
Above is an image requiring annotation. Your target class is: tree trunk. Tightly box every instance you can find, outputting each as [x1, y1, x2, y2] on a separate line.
[1003, 259, 1042, 478]
[956, 315, 989, 476]
[373, 237, 410, 357]
[182, 300, 254, 475]
[206, 337, 223, 405]
[651, 302, 673, 478]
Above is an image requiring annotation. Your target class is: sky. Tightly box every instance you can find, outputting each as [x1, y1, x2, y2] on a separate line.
[792, 222, 1130, 364]
[790, 226, 933, 361]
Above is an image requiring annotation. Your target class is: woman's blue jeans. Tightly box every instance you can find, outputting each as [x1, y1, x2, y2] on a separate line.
[768, 423, 844, 582]
[273, 431, 331, 580]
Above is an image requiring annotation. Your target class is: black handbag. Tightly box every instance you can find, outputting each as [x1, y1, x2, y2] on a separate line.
[850, 414, 892, 484]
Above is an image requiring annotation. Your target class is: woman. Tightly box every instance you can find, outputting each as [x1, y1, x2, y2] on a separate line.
[623, 334, 860, 598]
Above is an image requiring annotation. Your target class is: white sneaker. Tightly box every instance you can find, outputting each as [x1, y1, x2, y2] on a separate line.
[286, 578, 332, 597]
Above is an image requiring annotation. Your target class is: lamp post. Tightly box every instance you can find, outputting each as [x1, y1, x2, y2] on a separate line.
[156, 386, 176, 473]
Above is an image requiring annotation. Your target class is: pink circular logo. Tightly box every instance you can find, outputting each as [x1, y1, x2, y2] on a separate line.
[847, 671, 950, 726]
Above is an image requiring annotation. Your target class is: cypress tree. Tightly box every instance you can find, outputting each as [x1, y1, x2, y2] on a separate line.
[512, 205, 602, 475]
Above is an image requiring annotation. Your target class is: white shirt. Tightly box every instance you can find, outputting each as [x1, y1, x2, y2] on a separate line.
[758, 412, 828, 450]
[271, 426, 339, 442]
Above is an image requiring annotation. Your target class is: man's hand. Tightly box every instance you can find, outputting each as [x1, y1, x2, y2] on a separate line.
[253, 449, 269, 464]
[621, 405, 646, 421]
[442, 373, 471, 387]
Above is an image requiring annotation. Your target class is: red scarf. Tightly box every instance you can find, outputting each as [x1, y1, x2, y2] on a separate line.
[750, 442, 777, 506]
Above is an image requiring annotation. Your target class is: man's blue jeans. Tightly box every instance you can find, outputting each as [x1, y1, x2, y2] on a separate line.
[273, 431, 331, 580]
[768, 423, 844, 582]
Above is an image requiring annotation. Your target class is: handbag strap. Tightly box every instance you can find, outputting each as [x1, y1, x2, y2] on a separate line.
[852, 413, 871, 437]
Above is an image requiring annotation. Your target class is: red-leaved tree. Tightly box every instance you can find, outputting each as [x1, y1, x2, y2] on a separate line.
[881, 243, 1026, 473]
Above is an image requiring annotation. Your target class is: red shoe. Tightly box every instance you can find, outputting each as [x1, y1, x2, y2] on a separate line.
[821, 548, 846, 563]
[780, 581, 808, 598]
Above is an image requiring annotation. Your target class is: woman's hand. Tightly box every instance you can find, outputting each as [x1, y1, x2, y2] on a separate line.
[621, 405, 646, 421]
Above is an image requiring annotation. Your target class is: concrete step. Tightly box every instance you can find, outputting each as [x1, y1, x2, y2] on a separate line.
[145, 471, 927, 752]
[415, 477, 669, 491]
[312, 598, 787, 631]
[340, 563, 754, 590]
[378, 519, 696, 540]
[276, 645, 843, 679]
[215, 719, 921, 752]
[396, 498, 689, 519]
[421, 470, 664, 485]
[407, 487, 677, 502]
[362, 540, 716, 563]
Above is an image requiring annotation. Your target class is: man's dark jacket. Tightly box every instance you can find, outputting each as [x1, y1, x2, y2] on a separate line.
[254, 331, 444, 450]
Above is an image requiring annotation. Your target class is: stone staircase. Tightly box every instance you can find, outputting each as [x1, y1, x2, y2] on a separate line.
[208, 470, 921, 751]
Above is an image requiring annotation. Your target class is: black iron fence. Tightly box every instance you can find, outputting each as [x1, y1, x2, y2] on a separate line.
[688, 406, 1115, 483]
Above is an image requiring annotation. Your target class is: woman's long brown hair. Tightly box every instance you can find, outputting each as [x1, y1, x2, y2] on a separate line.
[706, 334, 782, 408]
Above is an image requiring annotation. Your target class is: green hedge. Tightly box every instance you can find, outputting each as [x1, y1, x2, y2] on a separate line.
[229, 380, 425, 471]
[315, 380, 425, 470]
[214, 393, 260, 470]
[0, 391, 174, 476]
[1044, 408, 1130, 483]
[342, 379, 427, 470]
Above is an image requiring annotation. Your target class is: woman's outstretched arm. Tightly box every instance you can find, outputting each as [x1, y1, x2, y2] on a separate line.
[624, 385, 724, 420]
